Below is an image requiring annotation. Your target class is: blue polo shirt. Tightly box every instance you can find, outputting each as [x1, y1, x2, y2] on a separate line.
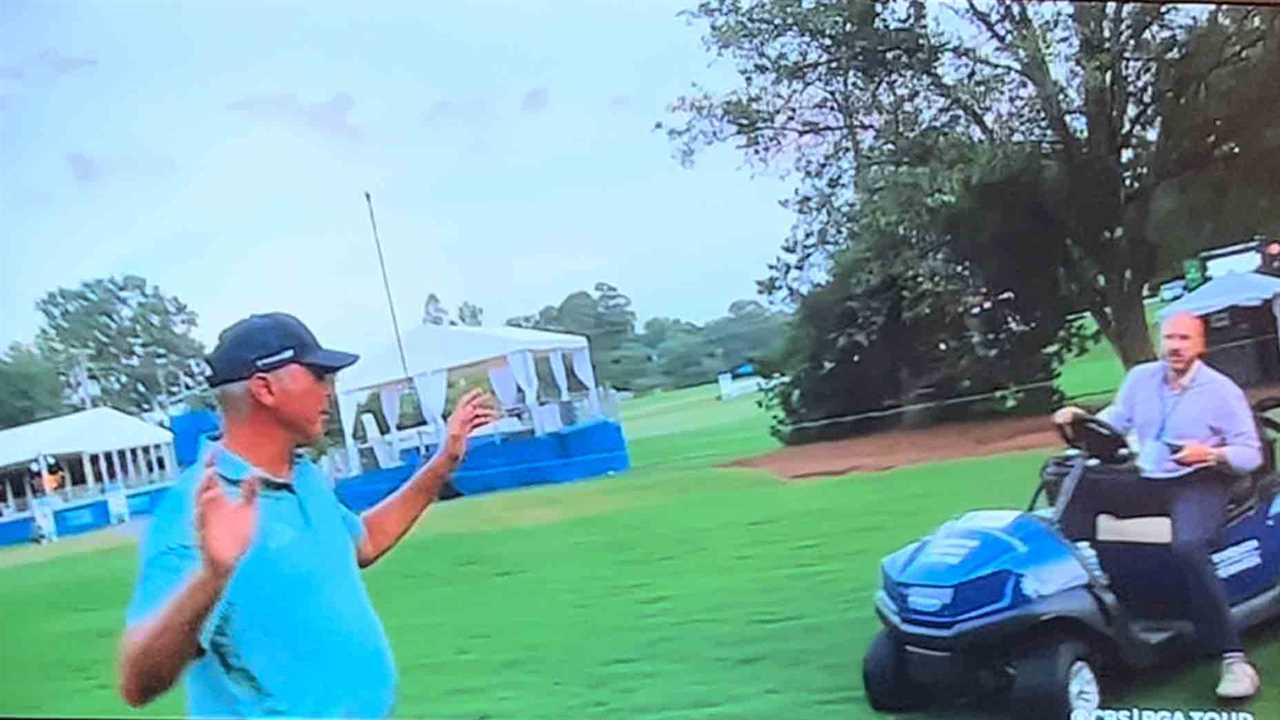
[125, 441, 397, 717]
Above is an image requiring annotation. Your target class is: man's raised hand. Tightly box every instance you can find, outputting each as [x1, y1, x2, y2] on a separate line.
[195, 452, 260, 579]
[442, 390, 500, 466]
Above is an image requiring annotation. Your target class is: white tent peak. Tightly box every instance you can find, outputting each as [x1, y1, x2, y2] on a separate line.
[330, 323, 600, 476]
[336, 323, 589, 394]
[0, 406, 173, 469]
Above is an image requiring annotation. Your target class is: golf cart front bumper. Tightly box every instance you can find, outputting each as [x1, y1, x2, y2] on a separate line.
[875, 586, 1111, 683]
[875, 586, 1116, 686]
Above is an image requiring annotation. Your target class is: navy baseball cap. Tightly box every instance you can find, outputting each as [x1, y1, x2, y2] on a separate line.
[205, 313, 359, 387]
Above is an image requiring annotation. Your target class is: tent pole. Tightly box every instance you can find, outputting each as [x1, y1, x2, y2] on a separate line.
[165, 444, 177, 481]
[126, 448, 141, 488]
[83, 452, 96, 495]
[37, 452, 48, 496]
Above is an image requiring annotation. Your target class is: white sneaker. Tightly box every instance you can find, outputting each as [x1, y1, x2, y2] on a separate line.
[1216, 659, 1261, 700]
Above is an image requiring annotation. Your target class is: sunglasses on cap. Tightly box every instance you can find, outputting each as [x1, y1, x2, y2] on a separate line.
[248, 363, 334, 384]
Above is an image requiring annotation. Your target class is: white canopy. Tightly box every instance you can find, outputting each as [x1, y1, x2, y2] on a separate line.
[336, 324, 589, 395]
[1157, 271, 1280, 321]
[0, 407, 173, 470]
[332, 324, 598, 475]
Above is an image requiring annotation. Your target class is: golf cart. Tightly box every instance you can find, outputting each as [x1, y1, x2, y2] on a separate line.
[862, 398, 1280, 719]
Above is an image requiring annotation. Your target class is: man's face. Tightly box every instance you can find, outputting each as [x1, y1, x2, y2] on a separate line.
[255, 363, 335, 444]
[1161, 314, 1205, 373]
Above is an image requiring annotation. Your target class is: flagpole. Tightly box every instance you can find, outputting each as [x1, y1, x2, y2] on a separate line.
[364, 192, 411, 381]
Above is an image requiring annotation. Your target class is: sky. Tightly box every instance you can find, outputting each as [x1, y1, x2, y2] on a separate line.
[0, 0, 795, 357]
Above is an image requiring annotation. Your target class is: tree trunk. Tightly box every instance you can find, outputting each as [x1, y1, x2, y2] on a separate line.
[1094, 284, 1156, 368]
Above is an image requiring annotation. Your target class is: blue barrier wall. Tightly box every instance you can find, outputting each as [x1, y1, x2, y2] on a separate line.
[335, 420, 630, 512]
[0, 421, 628, 544]
[0, 484, 175, 547]
[0, 516, 34, 545]
[54, 499, 111, 537]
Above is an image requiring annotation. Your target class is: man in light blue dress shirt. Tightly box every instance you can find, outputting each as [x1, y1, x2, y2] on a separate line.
[1054, 312, 1262, 700]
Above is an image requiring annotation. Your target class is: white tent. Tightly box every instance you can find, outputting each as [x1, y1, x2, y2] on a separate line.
[333, 324, 599, 474]
[1157, 271, 1280, 321]
[337, 324, 589, 393]
[0, 406, 177, 491]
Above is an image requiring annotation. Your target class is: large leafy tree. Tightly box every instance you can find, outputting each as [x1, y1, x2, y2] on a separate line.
[664, 1, 1280, 368]
[765, 141, 1082, 443]
[0, 343, 69, 430]
[34, 275, 207, 414]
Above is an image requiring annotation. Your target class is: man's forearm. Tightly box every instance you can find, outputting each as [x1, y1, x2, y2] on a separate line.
[119, 568, 228, 707]
[1095, 404, 1129, 434]
[1217, 445, 1263, 475]
[357, 450, 459, 567]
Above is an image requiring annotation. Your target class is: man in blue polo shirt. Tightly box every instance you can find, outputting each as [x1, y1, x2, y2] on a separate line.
[1054, 311, 1262, 700]
[117, 313, 497, 716]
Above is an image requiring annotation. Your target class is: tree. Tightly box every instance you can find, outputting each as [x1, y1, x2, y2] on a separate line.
[640, 317, 698, 349]
[1144, 8, 1280, 270]
[505, 287, 795, 392]
[592, 283, 637, 355]
[457, 301, 484, 327]
[765, 238, 1066, 444]
[34, 275, 206, 414]
[0, 343, 69, 430]
[702, 299, 789, 370]
[664, 1, 1280, 368]
[505, 282, 645, 388]
[422, 293, 452, 326]
[506, 305, 562, 331]
[653, 328, 720, 389]
[556, 291, 600, 336]
[603, 340, 664, 392]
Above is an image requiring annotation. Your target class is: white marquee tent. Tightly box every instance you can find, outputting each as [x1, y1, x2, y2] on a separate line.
[334, 324, 599, 474]
[1157, 271, 1280, 322]
[1158, 271, 1280, 343]
[0, 406, 177, 490]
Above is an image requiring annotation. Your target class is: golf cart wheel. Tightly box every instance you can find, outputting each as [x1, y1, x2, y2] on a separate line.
[1009, 639, 1101, 720]
[862, 629, 932, 711]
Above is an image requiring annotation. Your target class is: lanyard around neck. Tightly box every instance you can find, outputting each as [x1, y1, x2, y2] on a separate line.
[1156, 377, 1188, 441]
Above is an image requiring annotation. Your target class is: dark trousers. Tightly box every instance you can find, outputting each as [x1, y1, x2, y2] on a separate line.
[1161, 470, 1243, 655]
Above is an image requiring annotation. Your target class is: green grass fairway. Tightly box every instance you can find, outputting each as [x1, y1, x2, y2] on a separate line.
[621, 384, 778, 469]
[1056, 337, 1128, 403]
[2, 378, 1275, 719]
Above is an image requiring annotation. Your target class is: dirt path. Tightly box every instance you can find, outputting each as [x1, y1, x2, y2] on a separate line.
[732, 383, 1280, 480]
[727, 414, 1062, 479]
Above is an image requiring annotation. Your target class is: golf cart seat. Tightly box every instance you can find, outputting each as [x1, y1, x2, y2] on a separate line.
[1223, 400, 1280, 521]
[1066, 452, 1270, 540]
[1055, 463, 1166, 543]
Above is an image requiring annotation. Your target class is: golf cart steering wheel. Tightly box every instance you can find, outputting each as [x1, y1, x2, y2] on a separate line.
[1058, 415, 1130, 464]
